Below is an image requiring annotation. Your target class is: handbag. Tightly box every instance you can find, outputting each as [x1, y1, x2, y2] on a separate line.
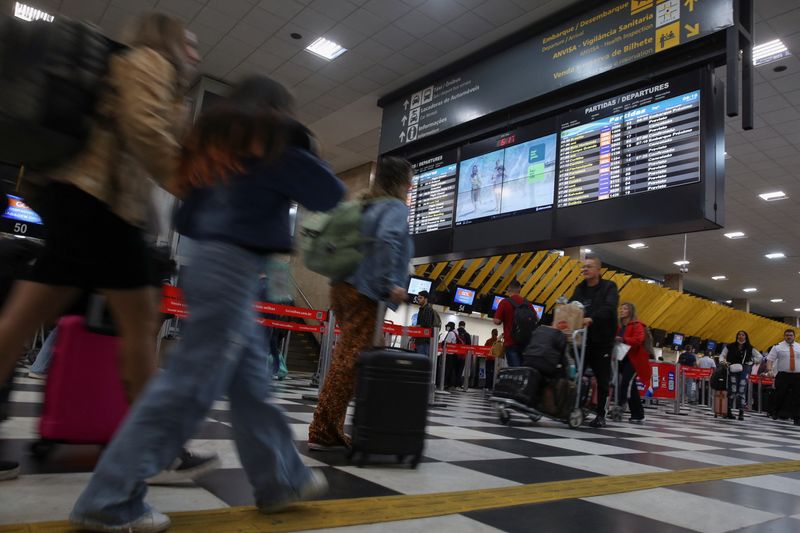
[613, 342, 631, 361]
[729, 363, 743, 373]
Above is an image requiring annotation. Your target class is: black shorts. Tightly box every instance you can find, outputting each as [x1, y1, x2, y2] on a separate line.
[24, 182, 154, 290]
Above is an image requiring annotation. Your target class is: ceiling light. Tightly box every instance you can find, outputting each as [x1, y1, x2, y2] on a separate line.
[582, 248, 592, 253]
[711, 275, 727, 280]
[753, 39, 791, 66]
[724, 231, 746, 239]
[14, 2, 54, 22]
[743, 287, 757, 293]
[759, 191, 788, 201]
[674, 260, 690, 266]
[765, 252, 786, 259]
[628, 242, 647, 249]
[305, 37, 347, 60]
[645, 279, 656, 284]
[726, 300, 733, 304]
[795, 308, 800, 312]
[771, 298, 784, 303]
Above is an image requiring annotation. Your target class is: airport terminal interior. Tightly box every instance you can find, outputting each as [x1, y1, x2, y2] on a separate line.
[3, 0, 800, 532]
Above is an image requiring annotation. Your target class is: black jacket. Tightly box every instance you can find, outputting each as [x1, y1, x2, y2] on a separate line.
[570, 278, 619, 347]
[457, 327, 471, 345]
[416, 303, 441, 332]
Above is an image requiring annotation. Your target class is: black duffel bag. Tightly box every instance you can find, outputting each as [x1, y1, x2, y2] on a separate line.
[494, 367, 542, 407]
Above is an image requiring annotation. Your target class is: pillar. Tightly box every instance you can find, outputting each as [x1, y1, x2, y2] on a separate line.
[564, 247, 585, 261]
[731, 298, 749, 313]
[782, 317, 800, 327]
[664, 273, 684, 293]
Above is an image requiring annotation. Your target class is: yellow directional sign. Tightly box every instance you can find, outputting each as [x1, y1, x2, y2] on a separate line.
[684, 0, 697, 12]
[685, 23, 700, 37]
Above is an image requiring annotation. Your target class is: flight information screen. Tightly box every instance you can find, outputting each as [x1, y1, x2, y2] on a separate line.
[557, 80, 701, 208]
[408, 151, 458, 235]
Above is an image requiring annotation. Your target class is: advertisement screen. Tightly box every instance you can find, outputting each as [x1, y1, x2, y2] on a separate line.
[3, 194, 42, 225]
[454, 287, 476, 306]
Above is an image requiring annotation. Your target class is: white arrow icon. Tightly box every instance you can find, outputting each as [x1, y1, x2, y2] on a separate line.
[399, 131, 406, 142]
[403, 99, 409, 110]
[401, 115, 407, 126]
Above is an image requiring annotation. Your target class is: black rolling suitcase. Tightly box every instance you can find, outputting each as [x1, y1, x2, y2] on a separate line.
[493, 367, 542, 406]
[348, 305, 431, 468]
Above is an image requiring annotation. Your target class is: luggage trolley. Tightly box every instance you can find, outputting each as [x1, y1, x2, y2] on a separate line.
[490, 327, 588, 428]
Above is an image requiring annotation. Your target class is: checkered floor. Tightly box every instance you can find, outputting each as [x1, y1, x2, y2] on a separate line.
[3, 363, 800, 532]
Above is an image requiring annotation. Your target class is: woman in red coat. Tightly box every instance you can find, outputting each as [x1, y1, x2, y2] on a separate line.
[616, 302, 653, 423]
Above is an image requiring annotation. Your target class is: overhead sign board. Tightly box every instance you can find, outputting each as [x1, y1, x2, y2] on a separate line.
[379, 0, 733, 153]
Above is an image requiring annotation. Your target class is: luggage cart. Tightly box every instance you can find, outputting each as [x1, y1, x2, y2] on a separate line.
[490, 328, 588, 429]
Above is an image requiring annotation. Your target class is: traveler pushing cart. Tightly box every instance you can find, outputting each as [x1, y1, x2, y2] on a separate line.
[490, 327, 588, 428]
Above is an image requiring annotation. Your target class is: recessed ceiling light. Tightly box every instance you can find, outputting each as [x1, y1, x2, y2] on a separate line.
[14, 2, 54, 22]
[759, 191, 788, 201]
[795, 308, 800, 312]
[726, 300, 733, 304]
[582, 248, 592, 253]
[305, 37, 347, 60]
[743, 287, 758, 293]
[674, 260, 690, 266]
[628, 242, 647, 249]
[711, 275, 727, 280]
[765, 252, 786, 259]
[771, 298, 784, 303]
[724, 231, 746, 239]
[753, 39, 791, 66]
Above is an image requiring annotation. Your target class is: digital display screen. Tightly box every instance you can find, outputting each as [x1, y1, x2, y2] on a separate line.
[532, 303, 545, 319]
[408, 277, 432, 296]
[672, 333, 684, 347]
[455, 132, 556, 225]
[407, 152, 458, 235]
[706, 340, 716, 352]
[3, 194, 42, 225]
[557, 86, 701, 208]
[492, 295, 504, 311]
[454, 287, 476, 306]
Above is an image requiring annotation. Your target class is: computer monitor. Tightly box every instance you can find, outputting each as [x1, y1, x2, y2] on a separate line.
[672, 333, 684, 348]
[450, 287, 476, 313]
[407, 276, 432, 296]
[706, 340, 716, 352]
[532, 303, 545, 320]
[491, 295, 504, 311]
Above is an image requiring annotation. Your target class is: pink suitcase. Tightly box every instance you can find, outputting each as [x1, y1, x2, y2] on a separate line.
[34, 316, 128, 455]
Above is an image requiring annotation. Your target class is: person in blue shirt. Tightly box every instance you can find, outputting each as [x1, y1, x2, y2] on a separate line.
[71, 75, 345, 532]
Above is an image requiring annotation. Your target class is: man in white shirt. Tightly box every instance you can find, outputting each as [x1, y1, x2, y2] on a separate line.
[766, 329, 800, 425]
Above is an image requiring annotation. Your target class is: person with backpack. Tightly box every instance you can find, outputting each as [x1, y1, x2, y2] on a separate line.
[0, 12, 210, 484]
[493, 279, 538, 367]
[616, 302, 651, 423]
[570, 254, 619, 428]
[308, 157, 413, 452]
[70, 76, 344, 531]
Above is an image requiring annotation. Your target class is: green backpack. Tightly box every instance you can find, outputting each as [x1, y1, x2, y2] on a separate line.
[299, 199, 375, 279]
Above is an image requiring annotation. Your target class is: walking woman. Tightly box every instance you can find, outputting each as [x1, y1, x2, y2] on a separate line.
[615, 302, 651, 423]
[0, 12, 203, 481]
[720, 330, 762, 420]
[308, 157, 413, 451]
[70, 76, 345, 532]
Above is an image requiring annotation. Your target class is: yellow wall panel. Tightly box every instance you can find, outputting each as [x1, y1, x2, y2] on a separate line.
[428, 262, 448, 282]
[492, 252, 533, 296]
[456, 258, 486, 287]
[479, 255, 518, 296]
[438, 260, 465, 291]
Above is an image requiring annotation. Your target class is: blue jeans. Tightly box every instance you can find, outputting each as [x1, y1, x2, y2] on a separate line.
[505, 346, 522, 367]
[72, 240, 313, 525]
[728, 364, 752, 410]
[30, 328, 58, 374]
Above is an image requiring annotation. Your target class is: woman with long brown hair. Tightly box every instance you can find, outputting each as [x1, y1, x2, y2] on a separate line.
[70, 75, 344, 532]
[0, 12, 202, 481]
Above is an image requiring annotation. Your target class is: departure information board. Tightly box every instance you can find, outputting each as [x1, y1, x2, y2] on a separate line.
[557, 81, 701, 208]
[408, 151, 458, 234]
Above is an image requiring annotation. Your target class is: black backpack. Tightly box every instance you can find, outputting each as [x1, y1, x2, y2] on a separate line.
[0, 16, 125, 170]
[509, 298, 538, 347]
[709, 365, 728, 391]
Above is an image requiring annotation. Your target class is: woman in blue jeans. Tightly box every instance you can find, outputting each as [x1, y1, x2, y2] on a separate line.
[71, 76, 345, 532]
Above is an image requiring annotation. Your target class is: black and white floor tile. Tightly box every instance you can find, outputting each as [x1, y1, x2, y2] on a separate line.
[2, 364, 800, 532]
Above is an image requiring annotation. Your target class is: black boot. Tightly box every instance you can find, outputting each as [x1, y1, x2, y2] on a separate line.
[738, 409, 744, 421]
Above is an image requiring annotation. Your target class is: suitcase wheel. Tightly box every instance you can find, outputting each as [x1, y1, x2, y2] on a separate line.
[30, 439, 55, 460]
[568, 408, 584, 428]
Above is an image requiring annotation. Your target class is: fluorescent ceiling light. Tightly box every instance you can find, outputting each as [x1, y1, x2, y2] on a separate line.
[582, 248, 592, 253]
[771, 298, 784, 303]
[14, 2, 54, 22]
[674, 260, 690, 266]
[795, 308, 800, 312]
[711, 275, 727, 280]
[743, 287, 758, 293]
[628, 242, 647, 249]
[726, 300, 733, 304]
[724, 231, 746, 239]
[759, 191, 788, 201]
[305, 37, 347, 60]
[765, 252, 786, 259]
[753, 39, 791, 66]
[645, 279, 656, 284]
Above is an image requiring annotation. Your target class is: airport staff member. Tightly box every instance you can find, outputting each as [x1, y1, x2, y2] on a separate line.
[570, 254, 619, 428]
[766, 329, 800, 425]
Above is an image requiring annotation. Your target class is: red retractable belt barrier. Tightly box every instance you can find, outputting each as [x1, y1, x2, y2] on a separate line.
[681, 367, 714, 379]
[382, 323, 432, 338]
[748, 374, 775, 386]
[438, 343, 492, 357]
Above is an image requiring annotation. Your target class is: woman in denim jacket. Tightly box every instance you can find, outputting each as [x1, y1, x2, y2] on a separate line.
[309, 157, 414, 451]
[71, 76, 345, 532]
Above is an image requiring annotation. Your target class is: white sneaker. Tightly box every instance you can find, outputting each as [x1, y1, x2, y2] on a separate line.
[27, 371, 46, 380]
[258, 469, 328, 513]
[147, 449, 220, 485]
[70, 509, 171, 532]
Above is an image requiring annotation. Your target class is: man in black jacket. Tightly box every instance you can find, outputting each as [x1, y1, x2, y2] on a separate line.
[570, 254, 619, 427]
[415, 291, 440, 355]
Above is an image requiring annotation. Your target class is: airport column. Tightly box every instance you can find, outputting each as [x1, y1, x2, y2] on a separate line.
[731, 299, 750, 313]
[664, 274, 684, 293]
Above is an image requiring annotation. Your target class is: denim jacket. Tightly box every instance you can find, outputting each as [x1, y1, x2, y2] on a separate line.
[345, 198, 413, 311]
